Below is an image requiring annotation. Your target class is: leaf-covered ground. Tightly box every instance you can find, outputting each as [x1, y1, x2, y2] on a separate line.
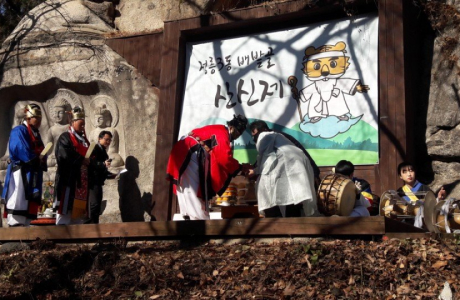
[0, 237, 458, 299]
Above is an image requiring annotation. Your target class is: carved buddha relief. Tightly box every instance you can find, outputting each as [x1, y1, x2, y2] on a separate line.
[89, 95, 124, 168]
[45, 89, 82, 167]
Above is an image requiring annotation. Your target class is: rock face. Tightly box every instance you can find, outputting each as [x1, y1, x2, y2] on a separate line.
[425, 5, 460, 198]
[0, 0, 159, 225]
[114, 0, 239, 34]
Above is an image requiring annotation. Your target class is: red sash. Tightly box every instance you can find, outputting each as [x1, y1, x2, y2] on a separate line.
[68, 129, 89, 157]
[68, 129, 90, 220]
[26, 123, 44, 216]
[26, 124, 44, 156]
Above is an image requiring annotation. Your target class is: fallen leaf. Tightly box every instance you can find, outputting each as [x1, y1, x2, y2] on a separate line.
[177, 272, 184, 279]
[396, 284, 410, 295]
[283, 283, 295, 296]
[134, 291, 143, 297]
[432, 261, 448, 269]
[365, 254, 375, 263]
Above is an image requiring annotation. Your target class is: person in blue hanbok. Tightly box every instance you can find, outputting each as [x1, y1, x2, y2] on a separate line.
[1, 104, 47, 226]
[397, 161, 446, 228]
[397, 162, 446, 202]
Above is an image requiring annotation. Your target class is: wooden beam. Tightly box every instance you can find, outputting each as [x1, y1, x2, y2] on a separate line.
[0, 217, 385, 242]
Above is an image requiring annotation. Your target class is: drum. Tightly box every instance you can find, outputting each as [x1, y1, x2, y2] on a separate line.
[379, 190, 434, 219]
[317, 174, 356, 216]
[425, 198, 460, 233]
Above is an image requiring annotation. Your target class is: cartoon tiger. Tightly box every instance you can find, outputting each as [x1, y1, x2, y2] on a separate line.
[299, 41, 368, 123]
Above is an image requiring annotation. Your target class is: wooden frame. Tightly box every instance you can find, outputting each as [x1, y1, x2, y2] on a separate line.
[152, 0, 414, 221]
[0, 217, 385, 242]
[0, 216, 432, 242]
[106, 32, 163, 87]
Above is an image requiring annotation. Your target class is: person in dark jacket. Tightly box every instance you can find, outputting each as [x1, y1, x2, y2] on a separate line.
[88, 130, 115, 224]
[53, 106, 90, 225]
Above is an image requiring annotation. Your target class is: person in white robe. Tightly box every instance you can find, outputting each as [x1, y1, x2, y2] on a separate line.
[247, 129, 318, 217]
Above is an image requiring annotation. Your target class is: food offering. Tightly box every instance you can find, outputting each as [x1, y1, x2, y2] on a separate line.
[215, 183, 237, 206]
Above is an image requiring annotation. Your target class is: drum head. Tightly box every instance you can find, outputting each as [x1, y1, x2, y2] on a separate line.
[423, 191, 438, 233]
[318, 174, 335, 187]
[336, 179, 357, 216]
[317, 174, 356, 216]
[425, 200, 445, 233]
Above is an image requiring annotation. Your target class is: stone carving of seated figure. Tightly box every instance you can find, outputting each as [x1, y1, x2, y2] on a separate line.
[90, 105, 124, 168]
[45, 98, 71, 167]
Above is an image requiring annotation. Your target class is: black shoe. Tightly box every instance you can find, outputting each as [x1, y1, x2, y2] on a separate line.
[337, 115, 349, 121]
[310, 117, 322, 123]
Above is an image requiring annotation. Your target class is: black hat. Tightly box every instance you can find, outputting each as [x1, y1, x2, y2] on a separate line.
[227, 114, 248, 134]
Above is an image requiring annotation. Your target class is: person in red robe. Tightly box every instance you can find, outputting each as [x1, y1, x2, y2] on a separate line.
[167, 115, 248, 220]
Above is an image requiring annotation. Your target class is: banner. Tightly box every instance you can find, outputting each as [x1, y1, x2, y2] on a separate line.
[180, 14, 379, 166]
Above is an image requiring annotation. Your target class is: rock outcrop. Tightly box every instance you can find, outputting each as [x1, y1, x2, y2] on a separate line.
[0, 0, 159, 225]
[425, 2, 460, 197]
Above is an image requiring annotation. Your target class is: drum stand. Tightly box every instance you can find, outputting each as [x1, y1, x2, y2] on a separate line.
[424, 198, 460, 233]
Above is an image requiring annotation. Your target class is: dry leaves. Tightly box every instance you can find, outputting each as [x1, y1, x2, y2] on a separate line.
[0, 237, 458, 299]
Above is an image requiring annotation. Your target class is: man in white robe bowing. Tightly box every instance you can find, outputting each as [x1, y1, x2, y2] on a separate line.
[246, 121, 318, 217]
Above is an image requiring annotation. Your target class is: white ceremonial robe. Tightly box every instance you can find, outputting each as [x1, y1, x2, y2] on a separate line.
[254, 132, 318, 216]
[4, 169, 31, 226]
[176, 152, 210, 220]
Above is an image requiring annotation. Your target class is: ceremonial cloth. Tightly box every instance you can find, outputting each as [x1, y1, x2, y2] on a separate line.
[167, 124, 241, 199]
[254, 131, 317, 215]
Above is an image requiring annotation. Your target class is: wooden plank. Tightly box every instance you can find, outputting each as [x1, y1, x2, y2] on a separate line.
[0, 217, 385, 242]
[378, 0, 390, 196]
[180, 18, 200, 31]
[390, 0, 407, 192]
[105, 39, 123, 57]
[391, 0, 404, 162]
[106, 33, 164, 86]
[129, 37, 141, 69]
[153, 21, 182, 221]
[151, 133, 174, 221]
[146, 33, 163, 87]
[384, 217, 426, 233]
[384, 232, 432, 239]
[136, 36, 149, 81]
[140, 34, 157, 86]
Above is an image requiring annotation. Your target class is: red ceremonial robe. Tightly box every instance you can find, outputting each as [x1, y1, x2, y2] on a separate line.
[166, 125, 241, 199]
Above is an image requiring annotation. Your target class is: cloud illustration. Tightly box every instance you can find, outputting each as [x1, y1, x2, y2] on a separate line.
[299, 114, 362, 139]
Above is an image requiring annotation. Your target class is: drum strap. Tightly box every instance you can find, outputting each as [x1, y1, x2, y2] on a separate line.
[402, 185, 418, 202]
[441, 198, 454, 233]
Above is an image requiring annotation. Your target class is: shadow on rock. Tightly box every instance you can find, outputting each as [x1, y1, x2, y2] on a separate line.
[118, 156, 144, 222]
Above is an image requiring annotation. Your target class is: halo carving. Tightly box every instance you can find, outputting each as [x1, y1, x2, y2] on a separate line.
[47, 89, 83, 124]
[89, 95, 119, 128]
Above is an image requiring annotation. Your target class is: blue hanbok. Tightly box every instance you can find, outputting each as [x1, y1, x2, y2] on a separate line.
[1, 123, 44, 224]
